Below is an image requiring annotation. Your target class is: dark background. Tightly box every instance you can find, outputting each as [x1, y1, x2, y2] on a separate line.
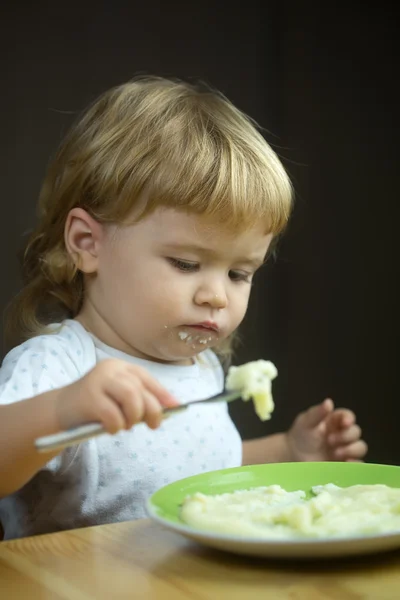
[1, 2, 398, 464]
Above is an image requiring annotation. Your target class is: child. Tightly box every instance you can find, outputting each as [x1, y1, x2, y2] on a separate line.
[0, 77, 367, 540]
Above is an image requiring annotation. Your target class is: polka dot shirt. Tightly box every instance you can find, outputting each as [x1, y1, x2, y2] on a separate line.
[0, 320, 242, 540]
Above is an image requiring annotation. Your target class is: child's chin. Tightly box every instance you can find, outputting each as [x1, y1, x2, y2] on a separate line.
[167, 342, 215, 363]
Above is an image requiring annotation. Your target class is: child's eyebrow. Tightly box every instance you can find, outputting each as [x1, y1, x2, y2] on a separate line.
[161, 243, 265, 269]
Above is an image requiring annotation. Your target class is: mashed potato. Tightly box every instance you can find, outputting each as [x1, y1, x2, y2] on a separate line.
[181, 484, 400, 539]
[225, 360, 277, 421]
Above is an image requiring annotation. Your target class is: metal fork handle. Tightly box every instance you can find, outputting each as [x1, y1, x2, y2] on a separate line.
[34, 390, 241, 453]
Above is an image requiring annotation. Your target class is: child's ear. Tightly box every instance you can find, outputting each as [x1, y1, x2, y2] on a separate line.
[64, 208, 104, 274]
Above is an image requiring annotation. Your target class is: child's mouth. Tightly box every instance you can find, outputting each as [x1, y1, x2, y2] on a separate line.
[185, 322, 219, 333]
[178, 324, 220, 345]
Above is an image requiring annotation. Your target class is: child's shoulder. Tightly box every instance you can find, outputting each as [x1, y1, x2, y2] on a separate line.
[0, 320, 96, 401]
[4, 320, 94, 363]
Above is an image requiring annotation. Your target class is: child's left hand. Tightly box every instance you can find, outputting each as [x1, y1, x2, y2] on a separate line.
[287, 398, 367, 462]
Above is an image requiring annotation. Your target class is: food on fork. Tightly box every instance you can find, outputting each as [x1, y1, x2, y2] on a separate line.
[225, 360, 277, 421]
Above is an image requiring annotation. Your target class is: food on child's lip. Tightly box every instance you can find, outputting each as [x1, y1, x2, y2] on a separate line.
[225, 359, 277, 421]
[178, 331, 213, 345]
[181, 483, 400, 539]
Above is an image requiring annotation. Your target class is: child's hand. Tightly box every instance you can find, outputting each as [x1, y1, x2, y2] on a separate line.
[287, 399, 368, 462]
[56, 359, 179, 433]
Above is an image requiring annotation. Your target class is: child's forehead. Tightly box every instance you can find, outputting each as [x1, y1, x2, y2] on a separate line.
[127, 207, 272, 259]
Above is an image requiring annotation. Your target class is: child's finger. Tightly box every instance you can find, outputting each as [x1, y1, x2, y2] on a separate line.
[128, 365, 178, 408]
[105, 376, 146, 429]
[326, 409, 355, 434]
[333, 440, 368, 460]
[97, 399, 127, 434]
[328, 424, 361, 446]
[301, 398, 334, 429]
[340, 410, 356, 428]
[142, 390, 165, 430]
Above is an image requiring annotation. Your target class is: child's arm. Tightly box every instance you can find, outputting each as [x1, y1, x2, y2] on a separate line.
[242, 432, 293, 464]
[242, 399, 368, 465]
[0, 359, 178, 498]
[0, 390, 63, 496]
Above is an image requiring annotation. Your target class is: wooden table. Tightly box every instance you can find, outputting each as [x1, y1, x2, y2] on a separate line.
[1, 519, 400, 600]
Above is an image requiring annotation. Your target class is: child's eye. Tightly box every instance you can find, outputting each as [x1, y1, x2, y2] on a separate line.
[229, 270, 251, 283]
[168, 258, 199, 272]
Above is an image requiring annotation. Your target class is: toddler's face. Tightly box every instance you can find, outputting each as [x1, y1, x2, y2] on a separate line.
[81, 208, 271, 364]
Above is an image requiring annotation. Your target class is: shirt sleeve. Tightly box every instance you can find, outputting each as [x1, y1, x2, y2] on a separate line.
[0, 334, 85, 474]
[0, 335, 82, 406]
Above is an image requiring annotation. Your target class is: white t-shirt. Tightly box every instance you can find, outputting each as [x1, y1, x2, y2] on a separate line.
[0, 320, 242, 540]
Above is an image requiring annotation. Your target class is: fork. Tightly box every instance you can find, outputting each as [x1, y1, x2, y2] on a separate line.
[34, 390, 242, 453]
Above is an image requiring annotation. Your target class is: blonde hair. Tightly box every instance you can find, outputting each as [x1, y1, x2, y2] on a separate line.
[5, 76, 293, 361]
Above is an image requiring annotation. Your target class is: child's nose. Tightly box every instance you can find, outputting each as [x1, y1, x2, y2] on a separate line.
[194, 286, 227, 309]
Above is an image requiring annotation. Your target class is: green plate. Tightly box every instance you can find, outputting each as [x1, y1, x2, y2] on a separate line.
[146, 462, 400, 559]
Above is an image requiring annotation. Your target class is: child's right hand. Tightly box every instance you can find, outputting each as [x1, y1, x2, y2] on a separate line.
[56, 359, 179, 433]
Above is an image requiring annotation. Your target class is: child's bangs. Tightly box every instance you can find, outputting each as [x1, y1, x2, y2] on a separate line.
[136, 136, 292, 236]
